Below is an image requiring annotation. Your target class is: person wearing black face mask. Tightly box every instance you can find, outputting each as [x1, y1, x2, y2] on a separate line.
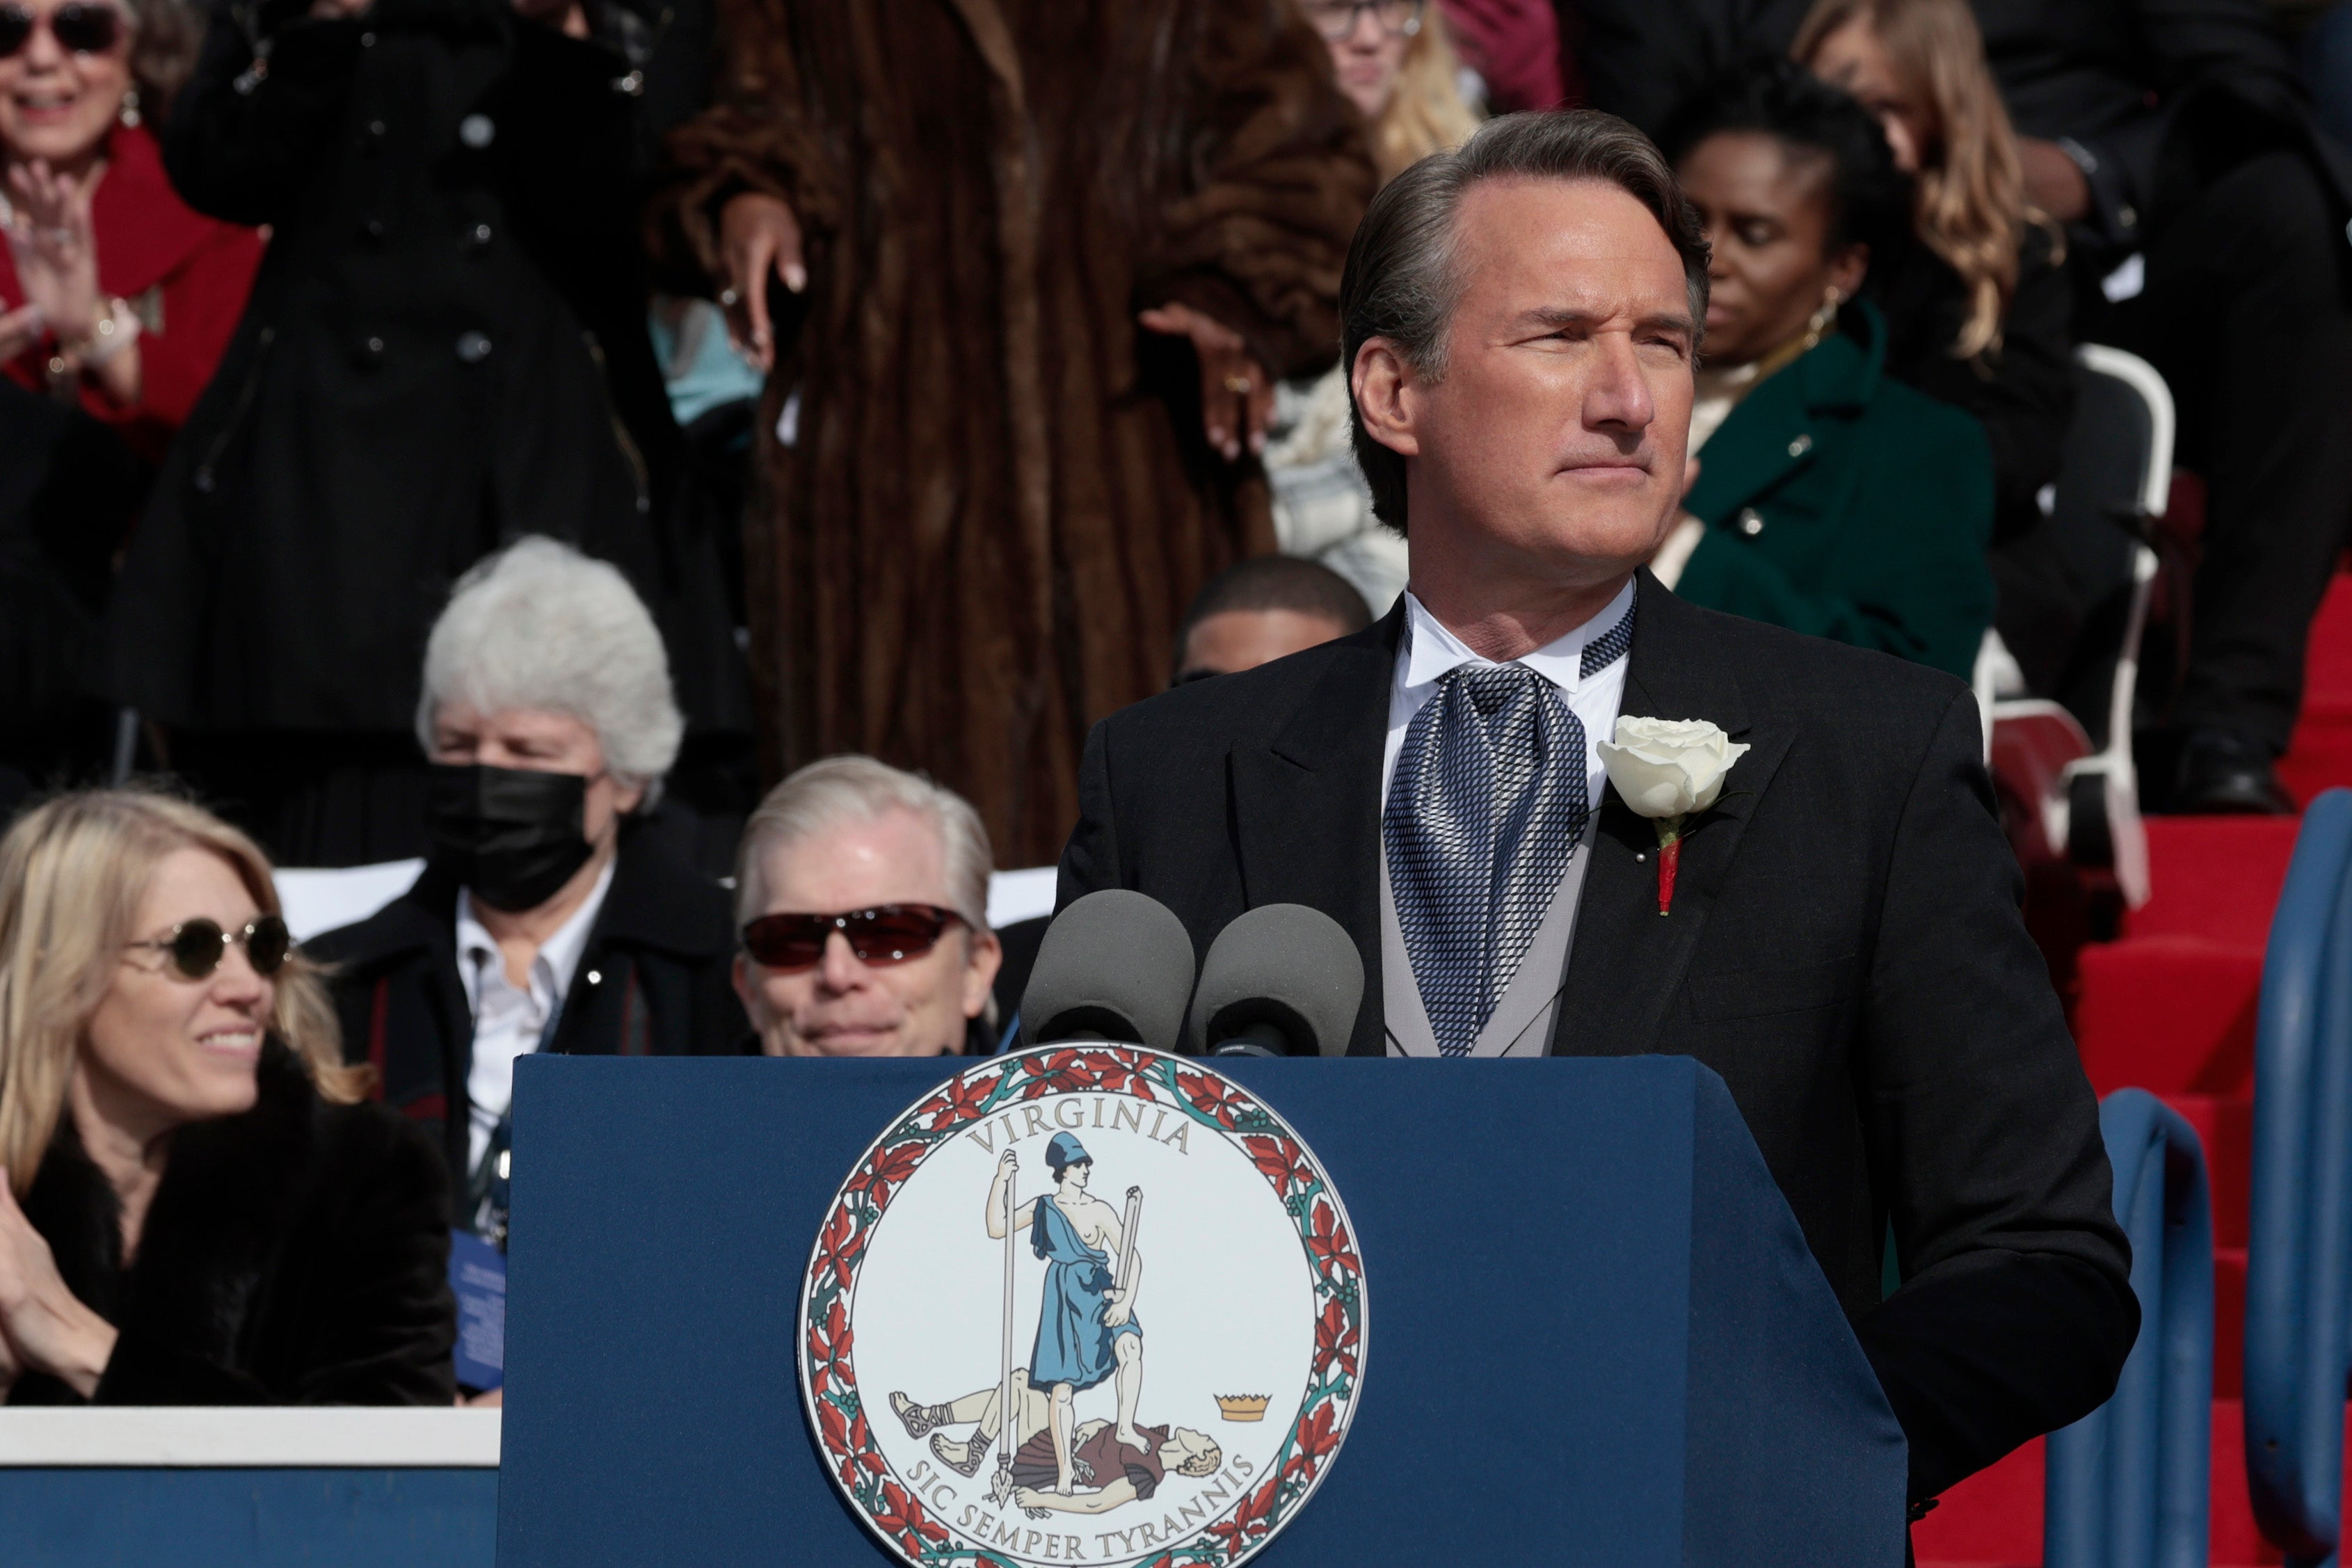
[306, 539, 751, 1398]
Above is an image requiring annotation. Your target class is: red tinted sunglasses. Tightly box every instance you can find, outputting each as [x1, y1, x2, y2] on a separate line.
[0, 3, 127, 57]
[742, 904, 966, 970]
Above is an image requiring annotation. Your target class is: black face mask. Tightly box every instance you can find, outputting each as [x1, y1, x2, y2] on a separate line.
[426, 764, 595, 913]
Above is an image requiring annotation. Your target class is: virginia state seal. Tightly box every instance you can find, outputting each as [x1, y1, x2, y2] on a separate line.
[800, 1045, 1366, 1567]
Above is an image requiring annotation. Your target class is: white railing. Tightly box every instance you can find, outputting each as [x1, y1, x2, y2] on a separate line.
[0, 1407, 499, 1466]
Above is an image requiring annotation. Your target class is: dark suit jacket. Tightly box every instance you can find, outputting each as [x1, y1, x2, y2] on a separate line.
[308, 817, 752, 1195]
[1059, 570, 2136, 1500]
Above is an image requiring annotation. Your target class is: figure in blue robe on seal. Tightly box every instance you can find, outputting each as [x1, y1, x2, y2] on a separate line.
[984, 1133, 1146, 1495]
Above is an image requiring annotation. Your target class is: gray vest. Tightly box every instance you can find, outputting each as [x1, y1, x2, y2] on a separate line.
[1379, 821, 1594, 1057]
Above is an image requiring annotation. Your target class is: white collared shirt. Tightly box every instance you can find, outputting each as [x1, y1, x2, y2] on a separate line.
[1382, 577, 1637, 807]
[454, 859, 616, 1175]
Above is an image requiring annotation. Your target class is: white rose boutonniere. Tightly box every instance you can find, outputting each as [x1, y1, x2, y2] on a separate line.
[1597, 717, 1752, 915]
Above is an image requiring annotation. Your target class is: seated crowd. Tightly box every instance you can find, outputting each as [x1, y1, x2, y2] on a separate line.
[0, 0, 2343, 1418]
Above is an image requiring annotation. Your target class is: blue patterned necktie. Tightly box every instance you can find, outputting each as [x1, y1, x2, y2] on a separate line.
[1383, 622, 1624, 1055]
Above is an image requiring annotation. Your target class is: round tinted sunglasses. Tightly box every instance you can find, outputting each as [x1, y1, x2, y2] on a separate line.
[125, 915, 293, 981]
[0, 3, 128, 57]
[741, 904, 966, 971]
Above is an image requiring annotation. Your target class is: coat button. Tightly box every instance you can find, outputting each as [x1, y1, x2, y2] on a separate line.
[465, 222, 492, 248]
[360, 216, 385, 243]
[363, 335, 385, 356]
[456, 330, 493, 364]
[359, 29, 374, 44]
[585, 969, 602, 986]
[367, 118, 386, 138]
[1737, 507, 1766, 537]
[458, 113, 495, 149]
[1786, 433, 1813, 458]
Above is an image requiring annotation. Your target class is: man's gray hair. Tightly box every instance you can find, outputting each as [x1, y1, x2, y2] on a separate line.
[734, 756, 995, 931]
[416, 536, 685, 806]
[1342, 110, 1712, 533]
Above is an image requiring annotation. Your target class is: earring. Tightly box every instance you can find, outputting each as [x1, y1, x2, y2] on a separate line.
[1802, 285, 1843, 351]
[118, 87, 140, 129]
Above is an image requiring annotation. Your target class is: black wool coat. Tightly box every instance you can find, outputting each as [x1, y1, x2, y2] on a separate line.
[98, 0, 739, 736]
[1059, 570, 2136, 1501]
[7, 1044, 456, 1405]
[307, 819, 752, 1194]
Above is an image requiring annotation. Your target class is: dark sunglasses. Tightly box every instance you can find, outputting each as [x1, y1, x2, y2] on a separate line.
[0, 3, 127, 57]
[741, 904, 966, 971]
[125, 915, 293, 981]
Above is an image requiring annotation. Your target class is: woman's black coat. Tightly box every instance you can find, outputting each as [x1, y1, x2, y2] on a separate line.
[97, 0, 739, 737]
[7, 1044, 456, 1405]
[1871, 226, 2076, 548]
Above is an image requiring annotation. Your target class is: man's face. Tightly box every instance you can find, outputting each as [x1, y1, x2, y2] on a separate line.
[734, 808, 1002, 1057]
[1357, 177, 1697, 590]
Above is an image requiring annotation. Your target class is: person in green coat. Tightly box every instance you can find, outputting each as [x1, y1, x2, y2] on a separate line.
[1653, 60, 1994, 682]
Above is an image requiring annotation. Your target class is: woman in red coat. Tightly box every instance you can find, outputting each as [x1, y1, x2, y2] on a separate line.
[0, 0, 260, 463]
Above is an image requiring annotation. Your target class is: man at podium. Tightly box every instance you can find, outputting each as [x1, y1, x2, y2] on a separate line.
[1057, 110, 2136, 1507]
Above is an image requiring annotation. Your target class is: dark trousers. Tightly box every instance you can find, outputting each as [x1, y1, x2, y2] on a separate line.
[2109, 150, 2352, 755]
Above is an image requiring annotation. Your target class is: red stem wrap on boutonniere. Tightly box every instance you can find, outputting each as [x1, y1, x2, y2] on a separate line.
[1653, 816, 1687, 916]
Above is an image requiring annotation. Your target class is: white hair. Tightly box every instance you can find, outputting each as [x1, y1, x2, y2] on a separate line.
[416, 536, 685, 806]
[734, 755, 993, 930]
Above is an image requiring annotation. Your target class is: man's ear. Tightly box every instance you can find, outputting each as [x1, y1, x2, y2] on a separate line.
[731, 952, 760, 1020]
[963, 927, 1005, 1021]
[1350, 338, 1422, 458]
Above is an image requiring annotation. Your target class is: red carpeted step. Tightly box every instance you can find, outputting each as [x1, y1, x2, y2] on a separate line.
[1913, 1437, 2042, 1567]
[2215, 1246, 2246, 1400]
[2074, 938, 2262, 1097]
[2279, 575, 2352, 805]
[2122, 819, 2303, 947]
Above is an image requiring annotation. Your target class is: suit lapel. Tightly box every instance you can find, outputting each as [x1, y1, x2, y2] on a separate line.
[1550, 573, 1793, 1056]
[1232, 609, 1400, 1057]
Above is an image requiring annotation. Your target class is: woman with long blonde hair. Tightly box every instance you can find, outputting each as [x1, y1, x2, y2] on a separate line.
[1795, 0, 2074, 553]
[1268, 0, 1485, 613]
[0, 787, 454, 1405]
[1299, 0, 1482, 179]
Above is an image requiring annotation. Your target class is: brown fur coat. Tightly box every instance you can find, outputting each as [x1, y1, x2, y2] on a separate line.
[655, 0, 1375, 865]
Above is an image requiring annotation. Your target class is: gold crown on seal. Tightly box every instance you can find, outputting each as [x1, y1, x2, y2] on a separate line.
[1213, 1394, 1270, 1423]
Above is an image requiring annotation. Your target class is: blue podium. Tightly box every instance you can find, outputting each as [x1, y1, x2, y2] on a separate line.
[495, 1054, 1905, 1566]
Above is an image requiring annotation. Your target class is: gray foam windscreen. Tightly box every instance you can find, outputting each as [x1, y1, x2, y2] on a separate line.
[1185, 903, 1364, 1057]
[1018, 889, 1198, 1054]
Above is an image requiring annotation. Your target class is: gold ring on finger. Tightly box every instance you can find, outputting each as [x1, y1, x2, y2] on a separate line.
[1222, 375, 1253, 395]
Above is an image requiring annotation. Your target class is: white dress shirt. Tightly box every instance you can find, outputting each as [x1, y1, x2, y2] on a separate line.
[455, 860, 614, 1175]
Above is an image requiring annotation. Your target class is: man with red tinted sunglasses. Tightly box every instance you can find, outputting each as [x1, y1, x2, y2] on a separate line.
[733, 757, 1005, 1058]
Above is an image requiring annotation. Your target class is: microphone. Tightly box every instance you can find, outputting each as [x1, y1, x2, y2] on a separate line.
[1018, 890, 1197, 1055]
[1186, 904, 1365, 1058]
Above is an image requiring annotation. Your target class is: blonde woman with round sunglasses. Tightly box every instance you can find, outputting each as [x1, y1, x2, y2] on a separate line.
[0, 787, 454, 1405]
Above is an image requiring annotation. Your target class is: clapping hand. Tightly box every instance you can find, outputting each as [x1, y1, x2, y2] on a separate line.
[0, 1168, 116, 1400]
[4, 159, 102, 351]
[1137, 302, 1272, 463]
